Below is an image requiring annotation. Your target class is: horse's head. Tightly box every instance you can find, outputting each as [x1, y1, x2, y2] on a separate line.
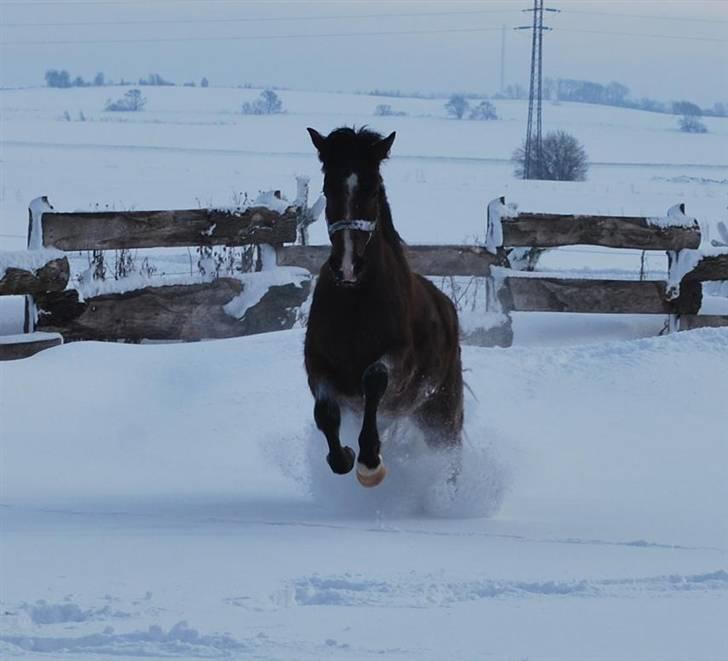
[307, 126, 396, 287]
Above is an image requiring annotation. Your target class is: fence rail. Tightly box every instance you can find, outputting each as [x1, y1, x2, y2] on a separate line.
[41, 206, 298, 251]
[276, 244, 508, 277]
[499, 210, 701, 250]
[2, 189, 727, 360]
[0, 255, 69, 296]
[504, 276, 702, 315]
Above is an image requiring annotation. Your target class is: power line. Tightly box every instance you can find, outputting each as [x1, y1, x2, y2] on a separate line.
[1, 8, 518, 28]
[0, 26, 502, 47]
[557, 27, 728, 43]
[2, 25, 726, 48]
[565, 8, 728, 25]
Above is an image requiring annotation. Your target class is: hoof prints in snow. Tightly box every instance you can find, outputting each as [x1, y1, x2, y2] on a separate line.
[0, 621, 247, 658]
[290, 570, 728, 608]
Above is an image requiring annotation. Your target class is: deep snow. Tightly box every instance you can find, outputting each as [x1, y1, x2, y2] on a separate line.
[1, 84, 728, 660]
[1, 329, 727, 660]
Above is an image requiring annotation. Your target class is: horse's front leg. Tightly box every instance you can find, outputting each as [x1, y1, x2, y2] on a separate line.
[356, 362, 389, 487]
[314, 393, 355, 475]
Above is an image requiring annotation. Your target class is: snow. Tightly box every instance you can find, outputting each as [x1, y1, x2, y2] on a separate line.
[26, 196, 53, 250]
[645, 202, 700, 230]
[75, 271, 215, 299]
[1, 84, 728, 660]
[0, 331, 61, 345]
[1, 328, 727, 660]
[223, 267, 310, 319]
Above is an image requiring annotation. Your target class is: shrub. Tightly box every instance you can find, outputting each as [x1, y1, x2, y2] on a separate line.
[445, 94, 469, 119]
[374, 104, 406, 117]
[241, 90, 284, 115]
[105, 89, 147, 112]
[513, 130, 589, 181]
[678, 115, 708, 133]
[45, 69, 71, 88]
[469, 100, 497, 120]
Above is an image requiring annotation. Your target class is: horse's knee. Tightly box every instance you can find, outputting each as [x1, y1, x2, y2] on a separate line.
[314, 397, 340, 434]
[362, 362, 388, 402]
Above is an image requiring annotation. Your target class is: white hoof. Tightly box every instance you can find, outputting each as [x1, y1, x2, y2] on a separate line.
[356, 456, 386, 488]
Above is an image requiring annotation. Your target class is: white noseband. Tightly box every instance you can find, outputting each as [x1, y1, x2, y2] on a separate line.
[328, 219, 377, 236]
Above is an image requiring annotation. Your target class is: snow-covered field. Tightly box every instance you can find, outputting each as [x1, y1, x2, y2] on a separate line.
[1, 330, 727, 660]
[1, 86, 727, 659]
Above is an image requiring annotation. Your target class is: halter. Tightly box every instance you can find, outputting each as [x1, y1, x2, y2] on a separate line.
[327, 219, 377, 236]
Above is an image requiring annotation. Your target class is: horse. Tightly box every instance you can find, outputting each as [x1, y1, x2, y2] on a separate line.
[304, 126, 464, 488]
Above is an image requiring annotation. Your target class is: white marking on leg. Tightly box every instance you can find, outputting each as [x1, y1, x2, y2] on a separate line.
[356, 456, 383, 476]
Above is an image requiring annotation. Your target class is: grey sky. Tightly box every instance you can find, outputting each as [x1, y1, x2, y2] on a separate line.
[1, 0, 726, 104]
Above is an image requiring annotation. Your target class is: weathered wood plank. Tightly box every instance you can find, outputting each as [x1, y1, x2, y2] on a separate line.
[0, 332, 63, 361]
[682, 253, 728, 282]
[41, 206, 298, 251]
[501, 213, 701, 250]
[0, 257, 69, 295]
[35, 278, 310, 342]
[276, 244, 508, 276]
[678, 315, 728, 331]
[504, 277, 702, 314]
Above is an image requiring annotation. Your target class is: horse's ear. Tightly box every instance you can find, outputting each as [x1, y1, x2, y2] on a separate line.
[307, 127, 327, 154]
[371, 131, 396, 161]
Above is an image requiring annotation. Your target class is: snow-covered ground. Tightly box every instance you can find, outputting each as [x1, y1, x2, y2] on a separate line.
[1, 329, 727, 660]
[1, 85, 727, 659]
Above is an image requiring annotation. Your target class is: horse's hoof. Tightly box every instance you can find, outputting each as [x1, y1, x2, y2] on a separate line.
[327, 446, 355, 475]
[356, 459, 387, 488]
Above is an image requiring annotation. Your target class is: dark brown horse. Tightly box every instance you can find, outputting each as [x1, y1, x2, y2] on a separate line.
[304, 127, 463, 487]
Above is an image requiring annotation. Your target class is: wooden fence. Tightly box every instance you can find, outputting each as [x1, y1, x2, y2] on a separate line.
[1, 190, 727, 361]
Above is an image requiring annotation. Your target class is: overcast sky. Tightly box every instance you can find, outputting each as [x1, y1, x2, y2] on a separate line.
[1, 0, 726, 105]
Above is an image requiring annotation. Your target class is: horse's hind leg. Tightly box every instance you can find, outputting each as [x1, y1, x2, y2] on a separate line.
[314, 393, 355, 475]
[356, 362, 389, 488]
[415, 382, 464, 484]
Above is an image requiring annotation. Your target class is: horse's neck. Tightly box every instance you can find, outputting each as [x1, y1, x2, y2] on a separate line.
[376, 188, 405, 260]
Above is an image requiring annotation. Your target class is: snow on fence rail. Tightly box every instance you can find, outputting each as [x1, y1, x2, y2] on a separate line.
[1, 190, 727, 360]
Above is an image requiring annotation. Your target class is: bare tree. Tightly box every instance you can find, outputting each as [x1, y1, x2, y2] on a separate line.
[469, 100, 497, 120]
[513, 130, 589, 181]
[241, 89, 284, 115]
[445, 94, 469, 119]
[105, 89, 147, 112]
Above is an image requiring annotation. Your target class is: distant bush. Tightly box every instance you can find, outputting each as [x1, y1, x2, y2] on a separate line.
[469, 100, 497, 120]
[445, 94, 469, 119]
[45, 69, 71, 88]
[139, 73, 174, 86]
[105, 89, 147, 112]
[678, 115, 708, 133]
[241, 90, 284, 115]
[374, 104, 406, 117]
[512, 130, 589, 181]
[672, 100, 702, 117]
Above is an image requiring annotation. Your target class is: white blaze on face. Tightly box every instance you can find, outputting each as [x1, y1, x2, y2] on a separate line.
[341, 173, 358, 282]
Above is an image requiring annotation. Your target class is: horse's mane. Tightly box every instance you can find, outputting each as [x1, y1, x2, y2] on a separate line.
[323, 126, 390, 162]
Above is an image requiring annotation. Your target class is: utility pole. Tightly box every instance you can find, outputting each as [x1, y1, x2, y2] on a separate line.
[515, 1, 559, 179]
[500, 24, 506, 94]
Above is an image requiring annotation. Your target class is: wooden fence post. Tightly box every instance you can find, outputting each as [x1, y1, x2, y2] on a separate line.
[25, 196, 54, 332]
[294, 175, 325, 246]
[664, 203, 700, 333]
